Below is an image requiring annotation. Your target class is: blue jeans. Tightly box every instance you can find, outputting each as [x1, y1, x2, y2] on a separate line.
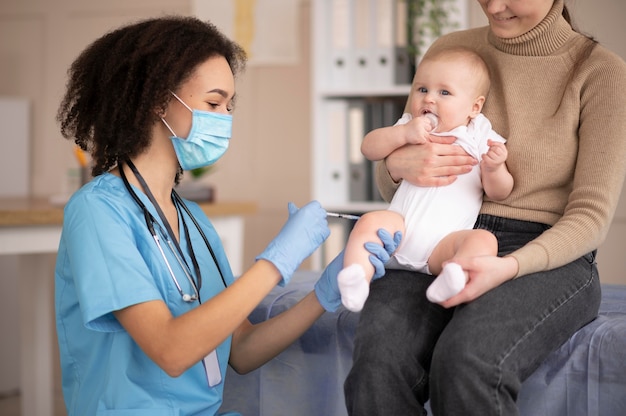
[344, 215, 601, 416]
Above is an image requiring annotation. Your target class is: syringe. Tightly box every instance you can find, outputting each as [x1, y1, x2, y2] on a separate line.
[326, 212, 361, 221]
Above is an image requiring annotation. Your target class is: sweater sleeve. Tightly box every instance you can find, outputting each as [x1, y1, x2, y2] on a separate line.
[511, 46, 626, 276]
[374, 160, 401, 203]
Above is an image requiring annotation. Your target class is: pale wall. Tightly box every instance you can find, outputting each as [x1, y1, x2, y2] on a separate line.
[1, 0, 625, 397]
[0, 0, 313, 274]
[2, 0, 625, 281]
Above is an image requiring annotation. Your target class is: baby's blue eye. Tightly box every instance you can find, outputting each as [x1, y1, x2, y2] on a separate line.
[417, 87, 428, 93]
[440, 90, 450, 96]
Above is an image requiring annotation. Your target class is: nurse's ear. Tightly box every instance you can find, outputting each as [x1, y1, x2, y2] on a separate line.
[155, 106, 167, 119]
[154, 95, 172, 119]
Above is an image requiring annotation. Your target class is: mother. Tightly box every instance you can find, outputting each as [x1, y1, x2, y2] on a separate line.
[344, 1, 626, 415]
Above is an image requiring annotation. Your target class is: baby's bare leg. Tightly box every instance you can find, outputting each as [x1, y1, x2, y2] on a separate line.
[338, 210, 405, 311]
[426, 229, 497, 303]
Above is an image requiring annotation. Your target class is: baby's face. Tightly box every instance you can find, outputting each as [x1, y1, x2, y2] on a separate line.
[409, 57, 483, 132]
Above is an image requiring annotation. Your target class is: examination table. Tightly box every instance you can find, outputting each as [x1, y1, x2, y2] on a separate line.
[220, 271, 626, 416]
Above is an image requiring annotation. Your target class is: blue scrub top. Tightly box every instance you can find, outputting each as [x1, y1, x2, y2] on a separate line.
[55, 173, 240, 416]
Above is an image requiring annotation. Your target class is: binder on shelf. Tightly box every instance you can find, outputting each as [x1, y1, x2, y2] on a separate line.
[322, 0, 413, 90]
[319, 99, 349, 206]
[352, 0, 373, 87]
[363, 97, 407, 202]
[327, 0, 352, 88]
[371, 0, 394, 88]
[347, 99, 371, 202]
[393, 0, 414, 85]
[371, 0, 414, 88]
[313, 0, 418, 217]
[366, 99, 386, 202]
[382, 96, 407, 126]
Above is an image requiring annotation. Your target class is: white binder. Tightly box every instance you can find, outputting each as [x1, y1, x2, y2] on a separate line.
[327, 0, 353, 88]
[317, 99, 349, 205]
[352, 0, 373, 87]
[347, 99, 370, 202]
[371, 0, 394, 87]
[371, 0, 413, 87]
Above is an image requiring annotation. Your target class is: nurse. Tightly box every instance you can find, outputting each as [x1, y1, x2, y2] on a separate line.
[55, 16, 400, 416]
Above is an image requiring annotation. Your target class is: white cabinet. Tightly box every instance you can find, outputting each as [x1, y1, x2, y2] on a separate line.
[310, 0, 414, 267]
[309, 0, 467, 266]
[311, 0, 413, 213]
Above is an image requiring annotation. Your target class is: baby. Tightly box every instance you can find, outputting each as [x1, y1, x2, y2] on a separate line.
[338, 46, 514, 311]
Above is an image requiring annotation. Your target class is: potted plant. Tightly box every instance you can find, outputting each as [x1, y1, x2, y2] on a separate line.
[175, 166, 216, 202]
[407, 0, 460, 64]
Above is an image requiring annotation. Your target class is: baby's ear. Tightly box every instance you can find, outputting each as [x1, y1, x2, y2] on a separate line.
[470, 96, 486, 118]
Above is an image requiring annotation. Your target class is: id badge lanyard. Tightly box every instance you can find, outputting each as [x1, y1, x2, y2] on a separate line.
[120, 160, 225, 386]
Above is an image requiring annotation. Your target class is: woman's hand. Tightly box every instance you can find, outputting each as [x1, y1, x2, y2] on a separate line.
[438, 255, 519, 308]
[386, 139, 477, 187]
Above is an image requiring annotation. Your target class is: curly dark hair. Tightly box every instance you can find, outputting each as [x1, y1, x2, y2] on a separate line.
[57, 16, 247, 177]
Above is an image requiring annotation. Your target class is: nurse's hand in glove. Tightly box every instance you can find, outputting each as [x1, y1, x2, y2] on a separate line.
[256, 201, 330, 286]
[314, 228, 402, 312]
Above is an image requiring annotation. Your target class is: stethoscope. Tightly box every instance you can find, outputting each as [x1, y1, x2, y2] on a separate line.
[119, 160, 227, 303]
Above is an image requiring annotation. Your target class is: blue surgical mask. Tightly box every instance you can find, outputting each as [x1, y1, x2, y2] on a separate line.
[161, 92, 232, 171]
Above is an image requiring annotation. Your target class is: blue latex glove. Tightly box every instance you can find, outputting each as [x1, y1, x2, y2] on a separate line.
[314, 228, 402, 312]
[256, 201, 330, 286]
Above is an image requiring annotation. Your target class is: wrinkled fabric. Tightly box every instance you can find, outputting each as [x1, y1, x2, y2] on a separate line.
[221, 272, 626, 416]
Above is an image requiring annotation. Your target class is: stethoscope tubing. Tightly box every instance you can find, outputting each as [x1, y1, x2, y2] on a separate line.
[152, 233, 185, 295]
[119, 160, 227, 303]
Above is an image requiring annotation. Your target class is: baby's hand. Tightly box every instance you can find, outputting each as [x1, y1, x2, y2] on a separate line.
[481, 139, 508, 171]
[402, 115, 435, 145]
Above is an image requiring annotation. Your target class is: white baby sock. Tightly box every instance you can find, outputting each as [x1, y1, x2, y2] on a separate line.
[338, 263, 369, 312]
[426, 262, 467, 303]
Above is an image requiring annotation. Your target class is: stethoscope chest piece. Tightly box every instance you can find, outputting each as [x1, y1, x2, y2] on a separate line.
[182, 293, 196, 303]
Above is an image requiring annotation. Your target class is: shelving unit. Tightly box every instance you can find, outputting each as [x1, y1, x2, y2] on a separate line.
[310, 0, 414, 267]
[311, 0, 413, 215]
[310, 0, 467, 267]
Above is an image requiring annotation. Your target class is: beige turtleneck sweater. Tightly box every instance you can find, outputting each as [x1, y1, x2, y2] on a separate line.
[376, 0, 626, 277]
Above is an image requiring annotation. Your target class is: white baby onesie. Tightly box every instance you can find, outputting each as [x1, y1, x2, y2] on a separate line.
[386, 113, 506, 273]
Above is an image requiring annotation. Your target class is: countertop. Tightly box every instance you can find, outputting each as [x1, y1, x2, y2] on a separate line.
[0, 197, 257, 226]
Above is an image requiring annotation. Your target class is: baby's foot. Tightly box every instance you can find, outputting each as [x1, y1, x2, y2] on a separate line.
[426, 263, 467, 303]
[338, 264, 369, 312]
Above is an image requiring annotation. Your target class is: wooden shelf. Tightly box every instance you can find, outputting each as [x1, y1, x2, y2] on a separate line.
[0, 198, 257, 227]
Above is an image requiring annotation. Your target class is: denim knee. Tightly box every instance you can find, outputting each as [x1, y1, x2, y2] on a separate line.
[345, 269, 451, 415]
[430, 327, 517, 416]
[429, 250, 600, 416]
